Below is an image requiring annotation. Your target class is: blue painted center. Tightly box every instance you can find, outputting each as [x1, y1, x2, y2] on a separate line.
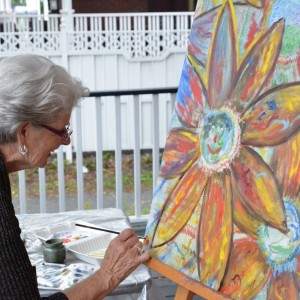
[258, 202, 300, 273]
[201, 111, 234, 165]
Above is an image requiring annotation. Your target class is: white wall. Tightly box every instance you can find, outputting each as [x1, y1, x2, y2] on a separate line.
[64, 53, 185, 151]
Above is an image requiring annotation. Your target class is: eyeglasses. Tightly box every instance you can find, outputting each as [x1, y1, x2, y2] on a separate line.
[40, 122, 73, 139]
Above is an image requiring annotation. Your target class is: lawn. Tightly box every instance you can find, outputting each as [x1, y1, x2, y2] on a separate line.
[9, 151, 154, 215]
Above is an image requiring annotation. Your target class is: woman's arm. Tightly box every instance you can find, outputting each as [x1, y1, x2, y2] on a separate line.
[63, 228, 150, 300]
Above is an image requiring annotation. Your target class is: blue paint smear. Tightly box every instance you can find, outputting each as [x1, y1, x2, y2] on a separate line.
[256, 172, 266, 178]
[153, 178, 167, 199]
[268, 0, 300, 26]
[176, 59, 193, 107]
[267, 99, 278, 111]
[258, 111, 266, 120]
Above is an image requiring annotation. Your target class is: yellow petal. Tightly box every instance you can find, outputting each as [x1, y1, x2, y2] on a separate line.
[241, 83, 300, 147]
[220, 237, 270, 299]
[230, 19, 284, 112]
[231, 174, 263, 238]
[152, 163, 208, 247]
[198, 171, 233, 289]
[231, 146, 287, 232]
[271, 132, 300, 199]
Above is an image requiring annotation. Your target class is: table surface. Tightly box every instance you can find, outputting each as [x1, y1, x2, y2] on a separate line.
[17, 208, 152, 298]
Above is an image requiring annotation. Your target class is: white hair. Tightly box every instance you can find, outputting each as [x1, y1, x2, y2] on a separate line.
[0, 54, 89, 143]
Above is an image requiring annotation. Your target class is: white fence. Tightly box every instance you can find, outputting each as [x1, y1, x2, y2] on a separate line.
[15, 88, 177, 219]
[0, 12, 190, 151]
[1, 12, 191, 218]
[0, 12, 193, 60]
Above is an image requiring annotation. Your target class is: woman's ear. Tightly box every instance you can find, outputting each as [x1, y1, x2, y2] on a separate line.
[16, 122, 30, 145]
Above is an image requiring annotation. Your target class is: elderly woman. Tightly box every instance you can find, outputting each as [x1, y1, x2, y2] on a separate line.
[0, 54, 149, 299]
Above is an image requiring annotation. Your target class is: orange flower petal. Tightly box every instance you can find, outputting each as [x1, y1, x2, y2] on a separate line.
[241, 83, 300, 147]
[198, 171, 233, 289]
[207, 0, 237, 109]
[231, 174, 263, 238]
[231, 146, 287, 232]
[230, 19, 284, 112]
[160, 128, 199, 178]
[267, 272, 299, 300]
[151, 163, 208, 247]
[220, 236, 270, 299]
[270, 133, 300, 198]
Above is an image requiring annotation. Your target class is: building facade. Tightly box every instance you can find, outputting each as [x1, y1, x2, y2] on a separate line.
[66, 0, 196, 13]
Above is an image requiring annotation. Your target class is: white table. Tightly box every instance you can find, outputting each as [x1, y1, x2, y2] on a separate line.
[17, 208, 152, 300]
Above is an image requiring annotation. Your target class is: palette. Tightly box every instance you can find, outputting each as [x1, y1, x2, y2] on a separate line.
[35, 222, 96, 247]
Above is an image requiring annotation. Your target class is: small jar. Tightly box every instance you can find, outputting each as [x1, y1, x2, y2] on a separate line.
[43, 239, 66, 264]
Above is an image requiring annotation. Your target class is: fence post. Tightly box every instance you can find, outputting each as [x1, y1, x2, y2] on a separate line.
[59, 3, 74, 163]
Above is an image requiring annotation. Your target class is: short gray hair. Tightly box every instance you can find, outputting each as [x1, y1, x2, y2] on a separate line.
[0, 54, 89, 143]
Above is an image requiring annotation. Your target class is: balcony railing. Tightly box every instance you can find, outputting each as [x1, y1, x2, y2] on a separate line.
[15, 87, 177, 221]
[0, 12, 193, 60]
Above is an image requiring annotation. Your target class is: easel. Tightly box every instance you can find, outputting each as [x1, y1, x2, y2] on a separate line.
[145, 258, 231, 300]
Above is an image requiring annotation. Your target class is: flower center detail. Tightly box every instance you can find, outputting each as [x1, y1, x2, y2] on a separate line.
[258, 201, 300, 274]
[199, 108, 240, 171]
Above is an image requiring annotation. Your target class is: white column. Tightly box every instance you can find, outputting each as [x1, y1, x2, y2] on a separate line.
[60, 0, 74, 163]
[60, 0, 74, 32]
[43, 0, 49, 16]
[0, 0, 12, 13]
[61, 0, 73, 12]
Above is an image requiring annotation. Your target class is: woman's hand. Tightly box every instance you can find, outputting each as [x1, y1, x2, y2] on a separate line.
[97, 228, 150, 288]
[64, 228, 150, 300]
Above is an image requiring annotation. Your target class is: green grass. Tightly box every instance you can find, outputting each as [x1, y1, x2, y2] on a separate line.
[9, 151, 154, 199]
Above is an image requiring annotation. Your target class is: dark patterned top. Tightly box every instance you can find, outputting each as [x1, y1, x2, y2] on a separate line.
[0, 155, 68, 300]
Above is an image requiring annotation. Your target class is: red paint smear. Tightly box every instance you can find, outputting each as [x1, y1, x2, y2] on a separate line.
[233, 163, 262, 210]
[240, 70, 255, 103]
[165, 130, 197, 154]
[176, 97, 198, 127]
[181, 223, 196, 239]
[206, 179, 225, 228]
[207, 143, 222, 155]
[188, 67, 203, 108]
[297, 55, 300, 76]
[244, 13, 259, 50]
[188, 42, 205, 58]
[214, 60, 225, 93]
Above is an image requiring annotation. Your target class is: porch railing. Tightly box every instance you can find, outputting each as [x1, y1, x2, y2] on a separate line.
[16, 87, 177, 221]
[0, 12, 193, 60]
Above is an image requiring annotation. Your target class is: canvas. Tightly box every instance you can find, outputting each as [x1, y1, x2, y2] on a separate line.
[145, 0, 300, 298]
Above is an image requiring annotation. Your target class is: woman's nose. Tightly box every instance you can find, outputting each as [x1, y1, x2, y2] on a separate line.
[62, 137, 71, 146]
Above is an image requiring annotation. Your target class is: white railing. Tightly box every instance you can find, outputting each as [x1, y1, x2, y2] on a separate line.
[14, 88, 177, 220]
[0, 14, 60, 32]
[2, 12, 187, 220]
[0, 12, 193, 59]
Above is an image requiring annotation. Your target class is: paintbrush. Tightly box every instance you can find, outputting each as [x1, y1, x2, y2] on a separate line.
[75, 223, 146, 240]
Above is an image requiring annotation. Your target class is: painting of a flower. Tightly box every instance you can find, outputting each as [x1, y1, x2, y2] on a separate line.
[145, 0, 300, 292]
[220, 134, 300, 299]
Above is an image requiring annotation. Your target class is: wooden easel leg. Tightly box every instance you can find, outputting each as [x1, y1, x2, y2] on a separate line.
[175, 285, 195, 300]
